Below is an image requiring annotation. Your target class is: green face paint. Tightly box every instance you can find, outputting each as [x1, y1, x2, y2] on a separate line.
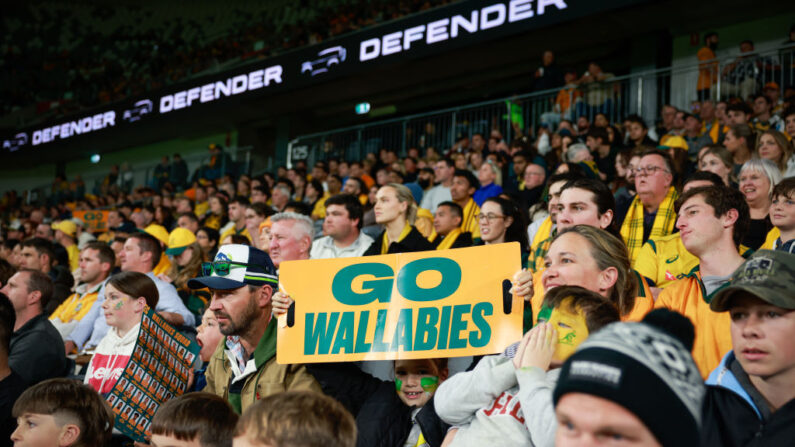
[536, 304, 552, 325]
[114, 300, 124, 310]
[395, 378, 403, 393]
[420, 376, 439, 394]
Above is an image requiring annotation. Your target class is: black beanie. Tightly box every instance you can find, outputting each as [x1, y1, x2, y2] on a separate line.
[553, 314, 705, 447]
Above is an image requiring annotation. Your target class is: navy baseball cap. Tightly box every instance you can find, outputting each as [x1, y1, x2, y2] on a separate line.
[188, 244, 277, 290]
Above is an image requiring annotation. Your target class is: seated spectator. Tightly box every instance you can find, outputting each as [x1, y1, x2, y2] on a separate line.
[196, 227, 220, 260]
[518, 163, 546, 210]
[49, 242, 114, 340]
[268, 213, 313, 268]
[2, 269, 67, 385]
[635, 172, 732, 290]
[739, 159, 781, 250]
[151, 392, 238, 447]
[301, 357, 450, 447]
[756, 129, 795, 178]
[431, 201, 473, 250]
[449, 170, 482, 242]
[193, 309, 224, 392]
[585, 127, 617, 182]
[553, 309, 704, 447]
[724, 124, 755, 176]
[767, 178, 795, 252]
[527, 172, 585, 270]
[750, 93, 784, 133]
[655, 185, 750, 377]
[699, 145, 735, 186]
[473, 161, 503, 207]
[220, 196, 253, 244]
[625, 115, 657, 148]
[11, 378, 114, 447]
[0, 293, 27, 447]
[188, 244, 319, 413]
[51, 220, 79, 272]
[18, 238, 74, 314]
[235, 391, 356, 447]
[245, 203, 274, 251]
[310, 194, 373, 259]
[84, 271, 158, 396]
[435, 286, 619, 447]
[620, 150, 679, 264]
[785, 105, 795, 140]
[420, 159, 455, 214]
[702, 250, 795, 447]
[363, 183, 433, 256]
[479, 196, 530, 265]
[162, 228, 208, 319]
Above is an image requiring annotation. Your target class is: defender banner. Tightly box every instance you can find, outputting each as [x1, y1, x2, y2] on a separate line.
[277, 243, 523, 363]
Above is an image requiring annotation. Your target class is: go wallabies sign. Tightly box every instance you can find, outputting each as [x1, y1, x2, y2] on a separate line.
[277, 243, 523, 363]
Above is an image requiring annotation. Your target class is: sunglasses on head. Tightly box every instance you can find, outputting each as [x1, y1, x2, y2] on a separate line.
[201, 261, 265, 277]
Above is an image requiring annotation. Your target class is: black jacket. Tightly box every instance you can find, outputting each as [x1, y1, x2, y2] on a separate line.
[701, 352, 795, 447]
[307, 362, 449, 447]
[9, 314, 68, 385]
[363, 226, 434, 256]
[431, 231, 473, 250]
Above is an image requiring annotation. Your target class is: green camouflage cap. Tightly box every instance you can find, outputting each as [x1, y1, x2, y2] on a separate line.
[711, 250, 795, 312]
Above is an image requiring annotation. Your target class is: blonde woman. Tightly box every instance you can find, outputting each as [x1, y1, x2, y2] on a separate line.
[161, 228, 208, 318]
[756, 129, 795, 178]
[363, 183, 433, 255]
[699, 145, 735, 186]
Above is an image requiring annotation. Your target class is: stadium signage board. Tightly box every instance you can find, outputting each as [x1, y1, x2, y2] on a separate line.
[2, 0, 649, 154]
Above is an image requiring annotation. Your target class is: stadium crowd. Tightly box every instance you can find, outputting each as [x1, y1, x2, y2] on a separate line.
[2, 53, 795, 447]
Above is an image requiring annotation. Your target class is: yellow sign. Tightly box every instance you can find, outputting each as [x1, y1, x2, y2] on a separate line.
[73, 210, 110, 233]
[277, 243, 523, 363]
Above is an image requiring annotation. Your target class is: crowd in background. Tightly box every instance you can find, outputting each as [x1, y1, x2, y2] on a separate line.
[2, 42, 795, 447]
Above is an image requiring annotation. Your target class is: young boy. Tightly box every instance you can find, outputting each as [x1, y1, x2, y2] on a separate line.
[434, 285, 620, 446]
[150, 392, 238, 447]
[234, 391, 356, 447]
[768, 177, 795, 252]
[11, 378, 114, 447]
[702, 250, 795, 446]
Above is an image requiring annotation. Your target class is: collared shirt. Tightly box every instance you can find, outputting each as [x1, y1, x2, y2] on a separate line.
[50, 281, 104, 340]
[310, 232, 375, 259]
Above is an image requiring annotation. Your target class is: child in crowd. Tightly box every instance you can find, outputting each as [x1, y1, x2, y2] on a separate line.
[151, 392, 238, 447]
[11, 378, 114, 447]
[434, 285, 620, 446]
[84, 271, 159, 395]
[193, 308, 224, 391]
[234, 390, 356, 447]
[769, 177, 795, 252]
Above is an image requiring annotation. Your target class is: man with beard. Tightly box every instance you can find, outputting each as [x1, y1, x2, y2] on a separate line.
[188, 244, 319, 413]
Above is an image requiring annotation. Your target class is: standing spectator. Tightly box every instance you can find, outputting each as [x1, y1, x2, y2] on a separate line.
[620, 151, 679, 263]
[2, 270, 67, 385]
[655, 185, 749, 377]
[188, 245, 320, 413]
[310, 195, 374, 259]
[702, 250, 795, 447]
[722, 40, 763, 100]
[577, 62, 615, 118]
[171, 153, 189, 190]
[153, 156, 171, 190]
[697, 32, 719, 99]
[532, 50, 564, 92]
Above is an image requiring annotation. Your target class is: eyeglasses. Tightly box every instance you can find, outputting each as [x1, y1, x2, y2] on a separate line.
[634, 165, 669, 175]
[201, 261, 264, 277]
[477, 213, 506, 222]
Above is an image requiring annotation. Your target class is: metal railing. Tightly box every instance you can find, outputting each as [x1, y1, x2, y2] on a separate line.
[288, 45, 794, 166]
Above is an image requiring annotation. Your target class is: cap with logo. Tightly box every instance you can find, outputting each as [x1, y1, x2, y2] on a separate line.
[187, 244, 277, 290]
[51, 220, 77, 237]
[710, 250, 795, 312]
[166, 228, 197, 256]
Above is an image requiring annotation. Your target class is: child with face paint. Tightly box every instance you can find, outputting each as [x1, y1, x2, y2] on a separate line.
[84, 272, 159, 396]
[434, 286, 619, 447]
[305, 357, 450, 447]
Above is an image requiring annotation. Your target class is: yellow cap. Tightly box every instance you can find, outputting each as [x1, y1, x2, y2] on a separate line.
[165, 228, 197, 256]
[659, 135, 688, 151]
[143, 224, 170, 245]
[51, 220, 77, 237]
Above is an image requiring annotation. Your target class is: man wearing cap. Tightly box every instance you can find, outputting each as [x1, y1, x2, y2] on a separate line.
[553, 309, 705, 447]
[52, 220, 79, 272]
[655, 185, 750, 378]
[188, 244, 320, 413]
[64, 233, 195, 354]
[702, 250, 795, 447]
[71, 217, 96, 250]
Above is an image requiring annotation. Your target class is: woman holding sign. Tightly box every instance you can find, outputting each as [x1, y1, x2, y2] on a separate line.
[84, 271, 159, 396]
[363, 183, 433, 255]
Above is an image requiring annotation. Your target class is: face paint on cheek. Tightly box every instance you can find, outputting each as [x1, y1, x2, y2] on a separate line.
[547, 299, 589, 363]
[395, 378, 403, 393]
[420, 376, 439, 396]
[115, 300, 124, 310]
[536, 304, 552, 326]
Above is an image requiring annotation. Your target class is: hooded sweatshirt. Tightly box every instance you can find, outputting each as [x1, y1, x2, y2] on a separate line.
[434, 354, 560, 447]
[84, 323, 139, 395]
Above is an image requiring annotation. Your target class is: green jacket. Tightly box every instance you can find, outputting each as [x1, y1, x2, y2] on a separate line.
[203, 317, 321, 413]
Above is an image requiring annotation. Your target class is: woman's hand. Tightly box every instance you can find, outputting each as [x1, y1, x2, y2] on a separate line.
[509, 268, 533, 301]
[157, 274, 173, 284]
[272, 291, 294, 317]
